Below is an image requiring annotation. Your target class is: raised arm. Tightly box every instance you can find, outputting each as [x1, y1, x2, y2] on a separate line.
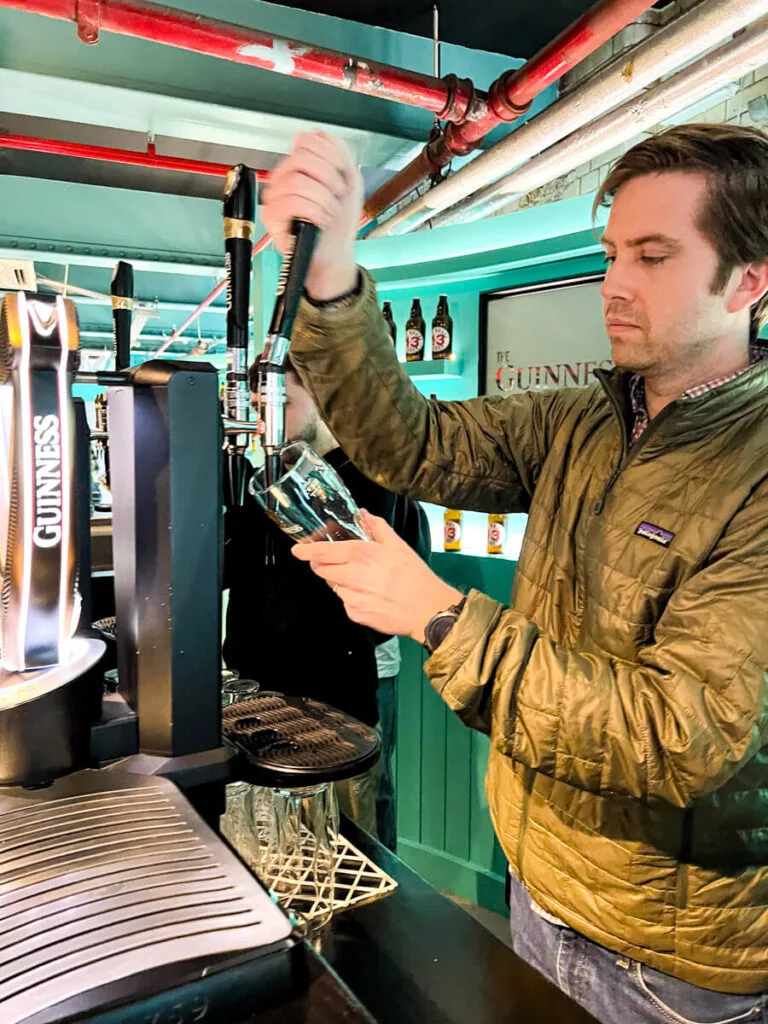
[262, 131, 579, 512]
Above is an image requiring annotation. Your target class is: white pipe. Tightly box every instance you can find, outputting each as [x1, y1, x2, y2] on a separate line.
[34, 274, 159, 316]
[435, 17, 768, 228]
[36, 275, 111, 302]
[368, 0, 768, 237]
[44, 293, 200, 314]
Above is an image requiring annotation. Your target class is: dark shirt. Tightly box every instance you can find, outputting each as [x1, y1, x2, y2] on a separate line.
[223, 447, 431, 725]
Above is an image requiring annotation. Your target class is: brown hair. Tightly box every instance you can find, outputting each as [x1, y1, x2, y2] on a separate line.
[594, 123, 768, 337]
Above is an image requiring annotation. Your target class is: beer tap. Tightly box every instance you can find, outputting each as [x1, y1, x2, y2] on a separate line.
[223, 164, 256, 508]
[257, 220, 319, 498]
[111, 260, 133, 373]
[94, 260, 134, 498]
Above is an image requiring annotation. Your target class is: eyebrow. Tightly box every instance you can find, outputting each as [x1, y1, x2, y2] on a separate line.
[601, 233, 681, 249]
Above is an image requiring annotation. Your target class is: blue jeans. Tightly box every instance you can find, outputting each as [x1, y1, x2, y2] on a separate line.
[508, 875, 768, 1024]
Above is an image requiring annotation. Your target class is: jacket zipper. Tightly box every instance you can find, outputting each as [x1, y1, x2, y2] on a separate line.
[592, 389, 678, 516]
[574, 383, 677, 648]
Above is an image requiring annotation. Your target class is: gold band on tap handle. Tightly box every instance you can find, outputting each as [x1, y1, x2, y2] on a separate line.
[111, 296, 134, 311]
[224, 218, 255, 241]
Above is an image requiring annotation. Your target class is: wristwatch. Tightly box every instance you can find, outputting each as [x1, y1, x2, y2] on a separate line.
[424, 597, 467, 655]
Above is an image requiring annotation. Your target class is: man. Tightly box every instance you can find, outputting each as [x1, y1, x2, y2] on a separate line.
[223, 359, 430, 846]
[260, 124, 768, 1022]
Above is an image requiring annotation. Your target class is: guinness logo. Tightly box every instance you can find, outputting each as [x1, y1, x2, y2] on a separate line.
[32, 413, 62, 549]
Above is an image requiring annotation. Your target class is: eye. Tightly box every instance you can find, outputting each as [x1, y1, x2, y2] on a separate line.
[640, 255, 666, 265]
[602, 254, 615, 265]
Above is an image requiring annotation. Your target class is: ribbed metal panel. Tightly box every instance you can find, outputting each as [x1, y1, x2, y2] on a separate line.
[0, 770, 293, 1024]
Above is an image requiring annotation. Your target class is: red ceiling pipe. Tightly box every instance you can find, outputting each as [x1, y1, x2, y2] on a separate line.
[0, 131, 271, 179]
[445, 0, 657, 154]
[364, 0, 655, 222]
[6, 0, 476, 121]
[362, 149, 434, 223]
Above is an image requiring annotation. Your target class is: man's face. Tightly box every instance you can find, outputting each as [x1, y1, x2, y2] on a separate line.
[600, 171, 736, 378]
[251, 370, 319, 447]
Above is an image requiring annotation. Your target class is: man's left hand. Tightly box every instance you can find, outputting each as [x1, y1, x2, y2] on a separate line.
[292, 510, 462, 643]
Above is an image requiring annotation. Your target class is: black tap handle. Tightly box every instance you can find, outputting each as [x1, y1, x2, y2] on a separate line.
[267, 220, 319, 342]
[111, 260, 133, 372]
[224, 163, 256, 226]
[224, 164, 256, 354]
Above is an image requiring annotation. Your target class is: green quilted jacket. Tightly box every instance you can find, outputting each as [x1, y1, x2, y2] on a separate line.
[291, 270, 768, 993]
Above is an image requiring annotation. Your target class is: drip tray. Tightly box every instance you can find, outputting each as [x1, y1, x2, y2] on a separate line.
[223, 693, 380, 788]
[0, 770, 299, 1024]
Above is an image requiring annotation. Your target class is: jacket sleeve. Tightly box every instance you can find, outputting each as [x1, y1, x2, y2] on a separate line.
[425, 484, 768, 808]
[290, 270, 580, 513]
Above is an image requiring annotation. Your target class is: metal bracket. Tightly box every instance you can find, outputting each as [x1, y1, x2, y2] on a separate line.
[76, 0, 101, 44]
[438, 73, 476, 123]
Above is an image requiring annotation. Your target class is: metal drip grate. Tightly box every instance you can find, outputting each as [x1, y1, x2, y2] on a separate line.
[0, 770, 294, 1024]
[92, 615, 116, 641]
[223, 693, 379, 786]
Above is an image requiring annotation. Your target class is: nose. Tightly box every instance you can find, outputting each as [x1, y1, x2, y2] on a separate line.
[601, 257, 635, 304]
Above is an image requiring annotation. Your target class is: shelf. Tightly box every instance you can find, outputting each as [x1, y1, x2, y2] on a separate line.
[402, 359, 463, 380]
[431, 549, 517, 562]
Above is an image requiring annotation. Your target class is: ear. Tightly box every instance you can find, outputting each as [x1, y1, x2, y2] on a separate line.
[726, 262, 768, 315]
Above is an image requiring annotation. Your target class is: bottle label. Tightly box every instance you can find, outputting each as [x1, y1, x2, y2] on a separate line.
[487, 520, 505, 553]
[444, 520, 461, 549]
[432, 326, 451, 354]
[406, 329, 424, 356]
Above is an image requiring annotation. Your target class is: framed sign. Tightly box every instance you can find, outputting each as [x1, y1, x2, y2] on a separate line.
[479, 274, 612, 396]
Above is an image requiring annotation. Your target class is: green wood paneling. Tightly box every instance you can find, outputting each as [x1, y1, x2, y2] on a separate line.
[396, 637, 426, 845]
[420, 674, 448, 851]
[396, 553, 517, 912]
[443, 705, 472, 863]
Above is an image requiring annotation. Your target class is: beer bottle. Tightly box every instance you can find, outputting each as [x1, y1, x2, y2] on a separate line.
[487, 513, 506, 555]
[382, 301, 397, 347]
[405, 298, 425, 362]
[444, 509, 462, 552]
[431, 294, 453, 360]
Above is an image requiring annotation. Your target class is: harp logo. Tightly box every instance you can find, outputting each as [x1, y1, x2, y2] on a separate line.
[32, 414, 62, 549]
[27, 300, 59, 338]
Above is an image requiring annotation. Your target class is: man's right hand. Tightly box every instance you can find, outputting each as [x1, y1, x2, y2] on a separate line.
[260, 131, 363, 302]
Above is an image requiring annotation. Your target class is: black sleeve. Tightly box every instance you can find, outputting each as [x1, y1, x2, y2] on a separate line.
[391, 493, 432, 565]
[222, 460, 257, 591]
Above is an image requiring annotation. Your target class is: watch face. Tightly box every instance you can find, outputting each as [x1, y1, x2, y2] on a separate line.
[426, 611, 458, 653]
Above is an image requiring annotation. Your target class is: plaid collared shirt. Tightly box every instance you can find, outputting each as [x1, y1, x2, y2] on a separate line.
[628, 342, 766, 446]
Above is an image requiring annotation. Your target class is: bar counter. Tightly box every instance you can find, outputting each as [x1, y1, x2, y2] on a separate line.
[237, 818, 599, 1024]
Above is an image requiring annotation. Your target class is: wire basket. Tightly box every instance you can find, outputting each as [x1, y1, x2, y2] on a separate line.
[259, 826, 398, 923]
[222, 783, 397, 926]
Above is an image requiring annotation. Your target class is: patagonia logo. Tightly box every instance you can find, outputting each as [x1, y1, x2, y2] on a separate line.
[635, 521, 675, 547]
